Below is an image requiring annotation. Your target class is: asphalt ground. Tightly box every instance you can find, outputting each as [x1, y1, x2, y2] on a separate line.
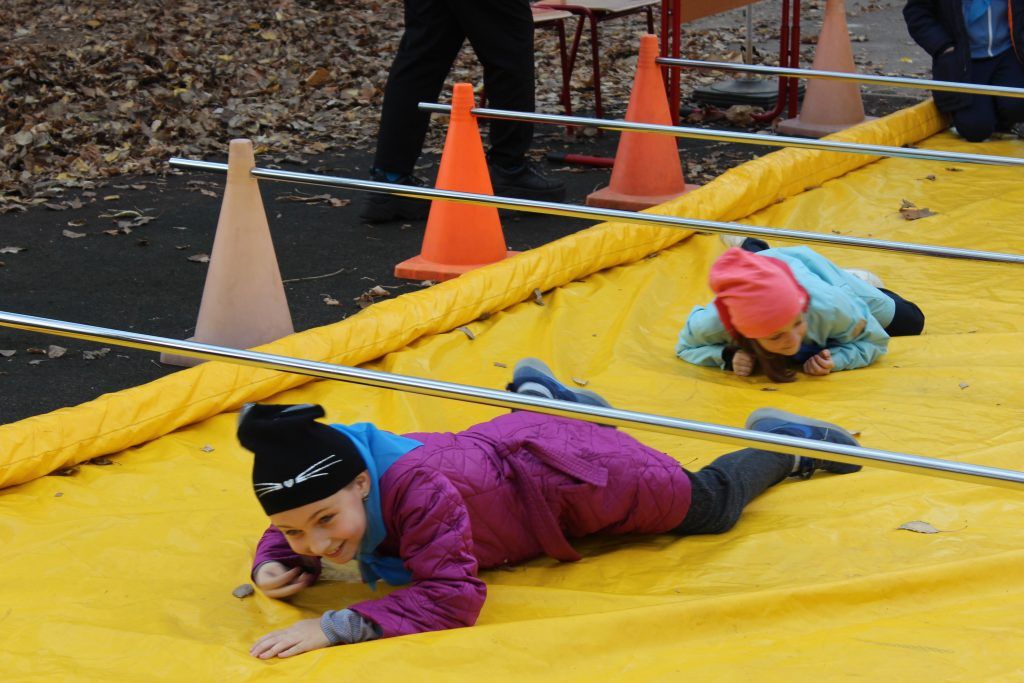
[0, 1, 927, 425]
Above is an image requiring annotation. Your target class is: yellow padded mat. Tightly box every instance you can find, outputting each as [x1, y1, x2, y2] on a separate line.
[2, 102, 1023, 680]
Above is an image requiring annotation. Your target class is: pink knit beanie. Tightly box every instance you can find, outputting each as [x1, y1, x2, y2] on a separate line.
[709, 248, 809, 339]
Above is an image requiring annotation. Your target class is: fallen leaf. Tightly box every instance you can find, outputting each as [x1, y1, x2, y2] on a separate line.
[898, 199, 937, 220]
[67, 219, 87, 227]
[958, 381, 970, 389]
[0, 350, 15, 357]
[0, 246, 26, 254]
[82, 347, 111, 360]
[760, 387, 778, 391]
[945, 167, 963, 172]
[52, 467, 80, 477]
[322, 294, 341, 306]
[90, 456, 114, 466]
[456, 326, 476, 340]
[62, 229, 86, 239]
[200, 445, 215, 453]
[897, 520, 940, 534]
[232, 583, 255, 599]
[899, 56, 914, 63]
[532, 288, 545, 306]
[47, 345, 67, 358]
[102, 194, 121, 201]
[305, 67, 331, 87]
[187, 253, 210, 263]
[26, 347, 47, 355]
[570, 377, 589, 386]
[493, 362, 507, 368]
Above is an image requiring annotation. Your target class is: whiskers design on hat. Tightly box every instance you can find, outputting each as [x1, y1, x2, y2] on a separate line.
[238, 403, 367, 515]
[253, 453, 346, 499]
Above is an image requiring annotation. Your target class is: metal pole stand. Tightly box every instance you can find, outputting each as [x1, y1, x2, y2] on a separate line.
[693, 6, 782, 109]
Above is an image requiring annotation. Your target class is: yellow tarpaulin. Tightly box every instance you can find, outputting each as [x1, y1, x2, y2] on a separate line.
[2, 102, 1023, 680]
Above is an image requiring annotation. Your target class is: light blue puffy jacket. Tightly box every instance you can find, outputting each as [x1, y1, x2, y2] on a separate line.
[675, 246, 895, 372]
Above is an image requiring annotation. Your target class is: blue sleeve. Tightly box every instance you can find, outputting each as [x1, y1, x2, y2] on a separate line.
[675, 305, 732, 369]
[815, 291, 890, 371]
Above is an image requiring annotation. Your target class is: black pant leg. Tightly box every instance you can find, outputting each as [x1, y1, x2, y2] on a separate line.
[952, 55, 1001, 142]
[673, 449, 794, 536]
[372, 0, 466, 174]
[991, 48, 1024, 125]
[455, 0, 534, 165]
[878, 288, 925, 337]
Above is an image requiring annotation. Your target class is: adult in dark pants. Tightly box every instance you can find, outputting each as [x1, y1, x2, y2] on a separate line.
[904, 0, 1024, 141]
[360, 0, 566, 222]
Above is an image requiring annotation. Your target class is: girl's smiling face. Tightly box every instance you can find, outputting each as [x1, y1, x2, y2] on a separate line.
[756, 313, 807, 356]
[270, 472, 370, 562]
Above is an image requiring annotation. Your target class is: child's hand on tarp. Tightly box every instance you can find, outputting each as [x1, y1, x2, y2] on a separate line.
[250, 617, 330, 659]
[802, 349, 834, 376]
[732, 349, 756, 376]
[253, 561, 315, 599]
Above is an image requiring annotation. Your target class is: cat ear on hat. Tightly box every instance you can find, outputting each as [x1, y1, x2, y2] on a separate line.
[237, 403, 326, 451]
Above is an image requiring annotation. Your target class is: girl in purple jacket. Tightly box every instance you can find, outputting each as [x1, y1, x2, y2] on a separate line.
[240, 359, 861, 659]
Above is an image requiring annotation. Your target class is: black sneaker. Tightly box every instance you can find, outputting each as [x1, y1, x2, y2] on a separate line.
[488, 159, 566, 202]
[358, 169, 431, 223]
[744, 407, 863, 479]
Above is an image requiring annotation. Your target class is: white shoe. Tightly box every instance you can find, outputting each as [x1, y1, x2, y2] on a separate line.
[845, 268, 884, 288]
[719, 234, 747, 248]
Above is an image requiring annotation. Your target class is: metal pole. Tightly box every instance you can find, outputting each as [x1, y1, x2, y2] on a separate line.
[169, 158, 1024, 266]
[2, 309, 1022, 491]
[656, 57, 1024, 100]
[418, 102, 1024, 169]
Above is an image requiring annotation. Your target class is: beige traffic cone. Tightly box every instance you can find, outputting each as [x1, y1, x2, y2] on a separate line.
[777, 0, 875, 138]
[161, 139, 293, 367]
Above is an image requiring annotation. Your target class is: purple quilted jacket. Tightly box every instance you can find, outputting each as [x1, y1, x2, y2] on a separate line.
[253, 412, 691, 637]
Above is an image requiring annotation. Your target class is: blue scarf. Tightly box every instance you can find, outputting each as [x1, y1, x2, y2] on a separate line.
[328, 423, 422, 590]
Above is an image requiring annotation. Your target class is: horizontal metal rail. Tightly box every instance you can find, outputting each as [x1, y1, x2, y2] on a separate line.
[169, 158, 1024, 266]
[2, 309, 1022, 491]
[656, 57, 1024, 100]
[419, 102, 1024, 169]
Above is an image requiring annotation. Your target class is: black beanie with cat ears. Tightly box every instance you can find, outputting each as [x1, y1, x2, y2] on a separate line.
[237, 403, 366, 516]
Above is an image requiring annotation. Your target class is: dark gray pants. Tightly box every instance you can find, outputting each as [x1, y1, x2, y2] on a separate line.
[372, 0, 535, 174]
[674, 427, 852, 536]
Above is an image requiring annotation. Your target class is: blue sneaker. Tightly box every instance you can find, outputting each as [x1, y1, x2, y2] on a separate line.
[745, 407, 862, 478]
[507, 358, 612, 408]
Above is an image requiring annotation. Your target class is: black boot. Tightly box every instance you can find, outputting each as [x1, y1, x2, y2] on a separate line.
[488, 159, 566, 202]
[358, 169, 431, 223]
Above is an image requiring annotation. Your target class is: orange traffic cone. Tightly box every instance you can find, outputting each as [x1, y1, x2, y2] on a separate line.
[161, 139, 293, 367]
[394, 83, 516, 282]
[586, 34, 698, 211]
[777, 0, 875, 138]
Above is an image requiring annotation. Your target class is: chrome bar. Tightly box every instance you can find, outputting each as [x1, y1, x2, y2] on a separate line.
[2, 309, 1022, 490]
[169, 158, 1024, 266]
[419, 103, 1024, 169]
[657, 57, 1024, 100]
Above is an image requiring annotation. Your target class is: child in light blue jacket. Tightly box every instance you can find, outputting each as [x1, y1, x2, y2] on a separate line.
[676, 242, 924, 382]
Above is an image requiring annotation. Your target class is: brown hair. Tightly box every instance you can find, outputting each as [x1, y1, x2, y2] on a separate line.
[734, 335, 797, 383]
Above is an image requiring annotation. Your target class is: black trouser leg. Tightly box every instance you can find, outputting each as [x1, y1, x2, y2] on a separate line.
[457, 0, 534, 165]
[878, 288, 925, 337]
[740, 237, 771, 253]
[372, 0, 465, 175]
[673, 449, 793, 536]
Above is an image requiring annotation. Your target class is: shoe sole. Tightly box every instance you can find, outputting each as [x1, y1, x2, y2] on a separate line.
[512, 357, 611, 407]
[744, 407, 858, 445]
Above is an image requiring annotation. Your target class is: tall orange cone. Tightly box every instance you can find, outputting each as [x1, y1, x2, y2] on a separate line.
[586, 34, 698, 211]
[161, 139, 293, 367]
[394, 83, 515, 282]
[777, 0, 875, 138]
